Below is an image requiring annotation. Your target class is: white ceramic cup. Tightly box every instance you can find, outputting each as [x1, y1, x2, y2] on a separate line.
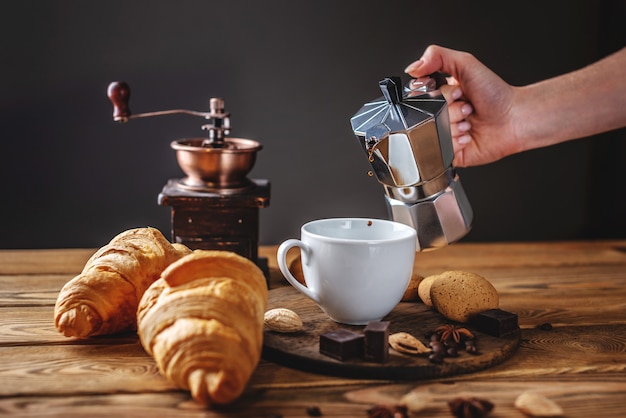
[277, 218, 417, 325]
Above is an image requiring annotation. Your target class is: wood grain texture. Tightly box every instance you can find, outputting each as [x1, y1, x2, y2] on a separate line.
[0, 248, 94, 274]
[1, 381, 625, 417]
[1, 242, 626, 417]
[0, 341, 173, 397]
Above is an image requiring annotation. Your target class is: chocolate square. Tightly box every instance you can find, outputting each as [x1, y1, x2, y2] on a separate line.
[319, 329, 364, 361]
[363, 321, 390, 363]
[472, 308, 519, 337]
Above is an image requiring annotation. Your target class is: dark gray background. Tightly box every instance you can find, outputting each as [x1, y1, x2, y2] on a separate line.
[1, 0, 624, 249]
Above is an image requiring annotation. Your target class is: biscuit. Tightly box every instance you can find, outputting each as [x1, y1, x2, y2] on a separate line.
[429, 271, 499, 323]
[401, 271, 424, 302]
[288, 255, 305, 285]
[417, 274, 440, 306]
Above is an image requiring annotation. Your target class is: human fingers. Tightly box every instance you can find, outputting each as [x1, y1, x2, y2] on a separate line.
[440, 85, 474, 121]
[448, 104, 473, 139]
[438, 84, 461, 104]
[404, 44, 471, 79]
[450, 132, 475, 168]
[404, 45, 444, 77]
[451, 119, 472, 139]
[445, 76, 460, 86]
[436, 84, 471, 133]
[454, 132, 473, 147]
[447, 99, 474, 123]
[438, 84, 474, 146]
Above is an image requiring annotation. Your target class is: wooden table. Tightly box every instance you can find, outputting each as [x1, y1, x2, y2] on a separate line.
[1, 241, 626, 417]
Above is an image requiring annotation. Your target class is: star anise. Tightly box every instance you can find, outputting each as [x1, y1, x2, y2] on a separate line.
[435, 324, 475, 346]
[448, 397, 494, 418]
[366, 404, 409, 418]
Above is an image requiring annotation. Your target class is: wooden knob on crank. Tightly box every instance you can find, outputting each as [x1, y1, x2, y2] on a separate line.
[107, 81, 131, 122]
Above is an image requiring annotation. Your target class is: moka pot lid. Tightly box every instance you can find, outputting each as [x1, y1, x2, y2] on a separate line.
[350, 76, 447, 145]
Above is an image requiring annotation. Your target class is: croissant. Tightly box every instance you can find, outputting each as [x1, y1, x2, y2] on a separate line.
[136, 250, 268, 407]
[54, 227, 191, 338]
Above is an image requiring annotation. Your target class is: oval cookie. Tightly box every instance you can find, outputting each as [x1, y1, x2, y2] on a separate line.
[288, 255, 305, 285]
[402, 272, 424, 302]
[417, 274, 440, 306]
[430, 271, 499, 323]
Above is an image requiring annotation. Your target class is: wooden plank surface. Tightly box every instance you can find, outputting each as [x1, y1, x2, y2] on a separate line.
[0, 248, 94, 274]
[1, 380, 625, 417]
[1, 241, 626, 417]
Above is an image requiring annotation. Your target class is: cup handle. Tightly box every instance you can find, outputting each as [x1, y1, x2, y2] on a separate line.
[277, 239, 320, 304]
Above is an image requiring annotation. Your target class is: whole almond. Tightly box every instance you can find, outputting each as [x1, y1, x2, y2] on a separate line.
[264, 308, 303, 333]
[389, 332, 431, 355]
[400, 391, 432, 413]
[514, 391, 564, 417]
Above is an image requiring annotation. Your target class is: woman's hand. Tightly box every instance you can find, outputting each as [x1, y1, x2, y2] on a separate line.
[405, 45, 520, 167]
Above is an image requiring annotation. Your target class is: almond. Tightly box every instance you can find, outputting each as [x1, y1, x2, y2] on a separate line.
[514, 391, 564, 417]
[389, 332, 431, 355]
[400, 391, 432, 413]
[264, 308, 303, 333]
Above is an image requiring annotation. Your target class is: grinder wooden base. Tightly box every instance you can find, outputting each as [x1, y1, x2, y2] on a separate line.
[158, 178, 270, 263]
[262, 286, 521, 380]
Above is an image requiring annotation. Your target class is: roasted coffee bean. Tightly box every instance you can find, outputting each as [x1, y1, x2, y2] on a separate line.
[306, 406, 322, 416]
[429, 340, 443, 351]
[447, 347, 459, 357]
[465, 340, 479, 355]
[429, 353, 444, 364]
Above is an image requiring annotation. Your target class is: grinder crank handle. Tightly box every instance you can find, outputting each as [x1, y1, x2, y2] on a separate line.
[106, 81, 223, 123]
[107, 81, 132, 122]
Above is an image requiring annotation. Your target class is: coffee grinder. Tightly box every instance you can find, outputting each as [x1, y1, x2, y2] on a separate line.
[350, 75, 472, 251]
[107, 82, 270, 269]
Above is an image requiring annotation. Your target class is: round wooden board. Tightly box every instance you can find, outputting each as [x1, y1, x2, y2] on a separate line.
[262, 286, 521, 380]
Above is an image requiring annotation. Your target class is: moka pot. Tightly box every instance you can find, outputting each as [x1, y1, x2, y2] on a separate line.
[350, 75, 473, 251]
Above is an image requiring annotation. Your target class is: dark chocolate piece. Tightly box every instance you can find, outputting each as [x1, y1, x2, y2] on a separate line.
[364, 321, 390, 363]
[319, 329, 364, 361]
[472, 308, 519, 337]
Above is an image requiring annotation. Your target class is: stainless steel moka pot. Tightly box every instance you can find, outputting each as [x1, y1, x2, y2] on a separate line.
[350, 75, 472, 251]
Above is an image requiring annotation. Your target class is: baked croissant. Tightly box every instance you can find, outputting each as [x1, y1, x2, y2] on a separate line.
[54, 227, 191, 338]
[136, 250, 268, 407]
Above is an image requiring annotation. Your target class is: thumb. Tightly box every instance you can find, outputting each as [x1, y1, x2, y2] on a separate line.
[404, 44, 457, 78]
